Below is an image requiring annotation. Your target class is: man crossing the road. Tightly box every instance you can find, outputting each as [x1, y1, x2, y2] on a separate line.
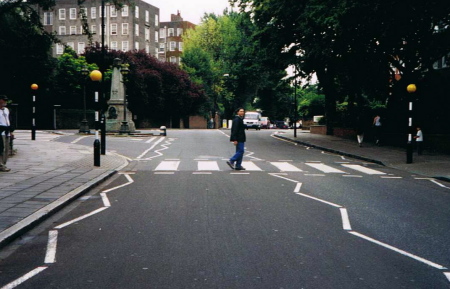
[227, 108, 246, 170]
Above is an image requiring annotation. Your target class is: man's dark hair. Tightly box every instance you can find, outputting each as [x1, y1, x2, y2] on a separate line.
[236, 107, 245, 113]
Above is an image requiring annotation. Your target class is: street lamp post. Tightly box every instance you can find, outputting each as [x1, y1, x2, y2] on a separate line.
[100, 0, 106, 155]
[30, 83, 38, 140]
[293, 67, 298, 138]
[79, 66, 90, 133]
[90, 70, 102, 166]
[119, 64, 130, 134]
[406, 83, 416, 164]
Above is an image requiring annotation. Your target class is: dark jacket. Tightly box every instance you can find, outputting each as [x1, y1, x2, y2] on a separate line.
[230, 115, 246, 143]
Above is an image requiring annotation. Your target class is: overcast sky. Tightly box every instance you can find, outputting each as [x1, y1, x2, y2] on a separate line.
[145, 0, 233, 24]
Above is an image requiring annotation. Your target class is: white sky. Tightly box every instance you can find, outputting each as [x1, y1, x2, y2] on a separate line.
[144, 0, 233, 24]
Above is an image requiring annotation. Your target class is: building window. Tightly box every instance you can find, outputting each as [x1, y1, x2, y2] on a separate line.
[168, 28, 174, 37]
[59, 9, 66, 20]
[177, 28, 183, 36]
[122, 41, 129, 51]
[80, 8, 87, 18]
[111, 23, 117, 35]
[160, 28, 166, 38]
[122, 23, 129, 35]
[135, 24, 139, 36]
[135, 42, 139, 50]
[78, 42, 85, 54]
[145, 28, 150, 41]
[67, 42, 75, 50]
[110, 6, 117, 17]
[99, 6, 105, 18]
[121, 5, 128, 17]
[79, 26, 83, 34]
[43, 12, 53, 25]
[155, 15, 159, 26]
[70, 26, 77, 35]
[59, 26, 66, 35]
[155, 31, 159, 42]
[145, 44, 149, 53]
[91, 25, 97, 34]
[69, 8, 77, 20]
[159, 43, 165, 52]
[170, 56, 176, 63]
[145, 10, 149, 22]
[111, 41, 118, 50]
[135, 6, 139, 18]
[179, 42, 183, 51]
[170, 41, 176, 51]
[91, 7, 96, 19]
[56, 44, 64, 54]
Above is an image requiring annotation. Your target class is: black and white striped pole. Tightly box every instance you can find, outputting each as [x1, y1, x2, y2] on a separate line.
[90, 70, 102, 167]
[31, 83, 38, 140]
[406, 83, 416, 164]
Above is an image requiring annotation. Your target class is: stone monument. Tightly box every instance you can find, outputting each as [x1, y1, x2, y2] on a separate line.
[106, 58, 136, 133]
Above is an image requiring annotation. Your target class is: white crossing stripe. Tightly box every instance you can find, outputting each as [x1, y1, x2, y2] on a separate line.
[155, 161, 180, 171]
[270, 162, 302, 172]
[341, 164, 386, 175]
[306, 163, 345, 173]
[241, 161, 262, 171]
[198, 161, 220, 171]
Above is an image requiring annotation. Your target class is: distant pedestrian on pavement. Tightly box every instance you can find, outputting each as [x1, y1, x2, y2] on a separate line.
[227, 108, 246, 170]
[414, 126, 423, 155]
[373, 114, 382, 145]
[0, 95, 12, 172]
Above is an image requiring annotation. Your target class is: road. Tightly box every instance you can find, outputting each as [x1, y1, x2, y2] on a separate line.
[1, 129, 449, 288]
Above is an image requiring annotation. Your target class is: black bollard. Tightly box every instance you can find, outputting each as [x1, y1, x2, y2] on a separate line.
[94, 138, 100, 166]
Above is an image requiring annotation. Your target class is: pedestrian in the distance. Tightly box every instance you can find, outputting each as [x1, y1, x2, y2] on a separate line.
[0, 95, 12, 172]
[227, 108, 246, 170]
[373, 114, 382, 145]
[414, 126, 423, 155]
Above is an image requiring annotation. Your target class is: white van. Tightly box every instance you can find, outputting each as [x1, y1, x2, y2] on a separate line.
[243, 111, 261, 130]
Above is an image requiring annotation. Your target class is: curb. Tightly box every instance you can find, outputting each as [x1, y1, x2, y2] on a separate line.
[0, 156, 129, 249]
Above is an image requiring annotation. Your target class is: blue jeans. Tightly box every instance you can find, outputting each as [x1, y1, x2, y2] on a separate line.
[230, 142, 245, 168]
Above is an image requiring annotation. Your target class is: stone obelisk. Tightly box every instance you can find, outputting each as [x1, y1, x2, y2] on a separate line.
[106, 58, 135, 132]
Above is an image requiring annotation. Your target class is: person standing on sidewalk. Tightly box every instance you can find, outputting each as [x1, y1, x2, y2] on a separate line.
[0, 95, 12, 172]
[414, 126, 424, 155]
[227, 108, 246, 170]
[373, 114, 382, 145]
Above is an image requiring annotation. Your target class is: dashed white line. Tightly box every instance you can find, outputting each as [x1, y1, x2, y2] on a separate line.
[339, 208, 352, 230]
[100, 192, 111, 207]
[0, 266, 48, 289]
[44, 230, 58, 264]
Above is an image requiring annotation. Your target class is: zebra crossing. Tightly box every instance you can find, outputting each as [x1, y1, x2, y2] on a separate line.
[149, 159, 391, 177]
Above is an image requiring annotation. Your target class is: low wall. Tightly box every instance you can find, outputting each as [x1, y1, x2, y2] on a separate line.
[310, 125, 327, 135]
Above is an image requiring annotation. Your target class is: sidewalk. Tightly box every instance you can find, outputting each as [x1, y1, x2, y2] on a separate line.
[0, 131, 128, 248]
[274, 130, 450, 182]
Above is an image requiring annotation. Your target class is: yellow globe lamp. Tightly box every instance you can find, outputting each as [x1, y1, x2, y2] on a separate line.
[407, 84, 416, 93]
[31, 83, 38, 90]
[90, 70, 102, 82]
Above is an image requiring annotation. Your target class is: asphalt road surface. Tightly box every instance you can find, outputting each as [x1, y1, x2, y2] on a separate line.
[1, 130, 449, 288]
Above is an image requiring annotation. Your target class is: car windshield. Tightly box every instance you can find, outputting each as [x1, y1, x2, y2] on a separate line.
[245, 114, 259, 120]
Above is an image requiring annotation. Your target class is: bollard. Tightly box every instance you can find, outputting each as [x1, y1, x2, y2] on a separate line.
[160, 126, 167, 136]
[94, 137, 100, 166]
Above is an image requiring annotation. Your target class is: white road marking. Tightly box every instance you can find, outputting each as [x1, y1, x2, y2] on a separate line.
[154, 172, 175, 175]
[193, 172, 212, 175]
[241, 161, 262, 171]
[294, 183, 302, 193]
[380, 176, 402, 179]
[444, 272, 450, 282]
[270, 162, 302, 172]
[100, 193, 111, 207]
[342, 175, 363, 178]
[54, 207, 108, 229]
[269, 173, 299, 183]
[0, 266, 48, 289]
[102, 174, 134, 193]
[155, 161, 180, 171]
[349, 231, 447, 270]
[341, 164, 386, 175]
[136, 137, 165, 159]
[44, 230, 58, 264]
[145, 137, 157, 143]
[295, 193, 342, 208]
[340, 208, 352, 230]
[306, 163, 345, 173]
[198, 161, 220, 171]
[70, 136, 88, 144]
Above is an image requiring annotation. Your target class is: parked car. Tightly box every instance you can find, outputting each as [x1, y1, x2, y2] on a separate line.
[275, 121, 288, 129]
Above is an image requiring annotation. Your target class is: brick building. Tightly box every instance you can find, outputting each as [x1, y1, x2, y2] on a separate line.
[158, 12, 196, 64]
